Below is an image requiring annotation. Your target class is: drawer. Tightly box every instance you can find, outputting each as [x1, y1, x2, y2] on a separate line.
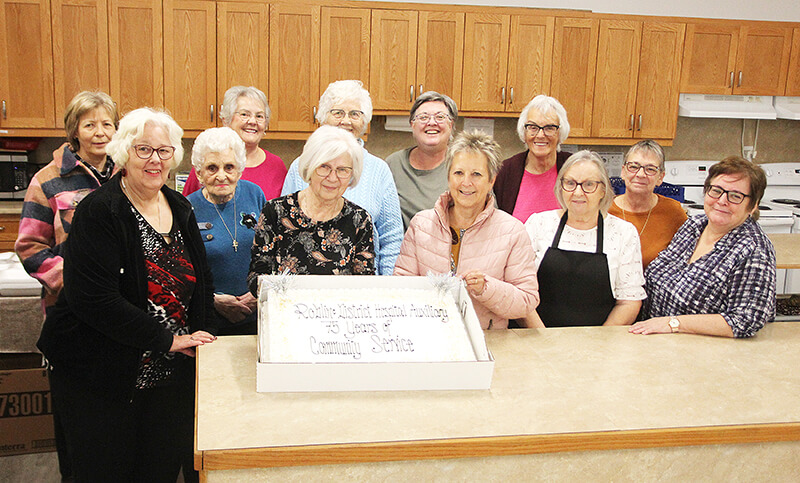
[0, 214, 20, 252]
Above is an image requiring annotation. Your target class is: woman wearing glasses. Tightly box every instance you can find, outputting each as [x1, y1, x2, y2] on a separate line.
[524, 151, 646, 327]
[608, 140, 687, 268]
[248, 125, 374, 287]
[37, 108, 218, 481]
[631, 156, 776, 338]
[494, 95, 573, 223]
[282, 80, 402, 275]
[183, 85, 287, 199]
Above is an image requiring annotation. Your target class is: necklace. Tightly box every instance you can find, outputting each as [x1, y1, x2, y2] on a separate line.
[121, 176, 169, 236]
[212, 191, 238, 251]
[619, 197, 655, 237]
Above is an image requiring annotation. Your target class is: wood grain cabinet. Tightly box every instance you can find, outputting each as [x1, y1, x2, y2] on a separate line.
[321, 7, 370, 95]
[0, 0, 55, 128]
[592, 20, 685, 139]
[786, 28, 800, 96]
[681, 22, 793, 96]
[370, 9, 464, 111]
[0, 213, 19, 252]
[550, 17, 598, 138]
[461, 13, 553, 113]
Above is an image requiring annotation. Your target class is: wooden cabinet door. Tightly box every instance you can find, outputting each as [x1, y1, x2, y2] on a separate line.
[461, 13, 510, 112]
[551, 17, 598, 138]
[216, 2, 269, 126]
[680, 23, 738, 94]
[733, 25, 793, 95]
[592, 19, 641, 138]
[52, 0, 109, 128]
[164, 0, 216, 130]
[787, 28, 800, 96]
[321, 7, 370, 94]
[369, 9, 417, 110]
[635, 22, 685, 139]
[0, 213, 19, 252]
[0, 0, 55, 128]
[417, 11, 464, 106]
[506, 15, 553, 113]
[109, 0, 163, 116]
[269, 4, 319, 132]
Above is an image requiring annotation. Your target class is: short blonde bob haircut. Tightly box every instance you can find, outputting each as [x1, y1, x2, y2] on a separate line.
[64, 91, 119, 152]
[191, 127, 246, 173]
[445, 130, 503, 180]
[106, 108, 184, 170]
[554, 150, 614, 215]
[296, 125, 363, 187]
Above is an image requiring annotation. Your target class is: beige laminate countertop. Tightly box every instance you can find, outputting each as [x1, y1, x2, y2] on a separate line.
[0, 201, 23, 215]
[195, 324, 800, 470]
[769, 233, 800, 269]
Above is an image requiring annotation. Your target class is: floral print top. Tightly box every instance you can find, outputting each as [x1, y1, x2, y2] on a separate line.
[248, 192, 375, 293]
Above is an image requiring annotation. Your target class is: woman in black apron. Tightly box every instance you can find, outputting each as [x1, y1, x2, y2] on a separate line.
[523, 151, 646, 327]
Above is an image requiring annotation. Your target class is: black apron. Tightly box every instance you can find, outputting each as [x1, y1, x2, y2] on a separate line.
[536, 212, 616, 327]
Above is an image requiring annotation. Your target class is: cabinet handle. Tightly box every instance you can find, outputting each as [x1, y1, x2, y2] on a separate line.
[510, 87, 514, 105]
[501, 87, 506, 104]
[0, 225, 5, 232]
[637, 114, 642, 132]
[729, 72, 734, 88]
[410, 85, 414, 103]
[312, 106, 317, 122]
[738, 71, 743, 87]
[629, 114, 634, 131]
[1, 100, 5, 119]
[419, 84, 423, 96]
[210, 104, 214, 123]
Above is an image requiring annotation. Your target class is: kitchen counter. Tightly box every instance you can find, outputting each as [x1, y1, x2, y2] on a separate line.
[0, 296, 42, 352]
[0, 201, 23, 215]
[769, 233, 800, 269]
[194, 324, 800, 480]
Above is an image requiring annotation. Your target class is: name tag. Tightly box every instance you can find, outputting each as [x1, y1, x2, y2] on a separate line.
[197, 222, 213, 230]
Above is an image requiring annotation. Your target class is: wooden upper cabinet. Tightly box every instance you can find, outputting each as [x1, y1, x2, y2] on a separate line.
[109, 0, 163, 116]
[506, 15, 553, 112]
[787, 28, 800, 96]
[551, 17, 598, 138]
[321, 7, 371, 93]
[52, 0, 109, 127]
[462, 13, 510, 111]
[735, 25, 793, 95]
[164, 0, 216, 130]
[216, 2, 269, 126]
[681, 22, 792, 95]
[0, 0, 55, 128]
[593, 20, 685, 139]
[370, 10, 418, 110]
[269, 3, 319, 132]
[417, 11, 464, 106]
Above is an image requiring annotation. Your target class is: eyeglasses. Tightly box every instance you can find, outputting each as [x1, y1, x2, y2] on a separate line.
[624, 162, 661, 176]
[235, 110, 267, 124]
[315, 164, 353, 180]
[705, 185, 751, 204]
[412, 112, 451, 124]
[329, 109, 364, 121]
[524, 123, 559, 137]
[561, 178, 603, 194]
[132, 144, 175, 161]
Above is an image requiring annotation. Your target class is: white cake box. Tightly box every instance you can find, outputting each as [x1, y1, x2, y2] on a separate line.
[256, 275, 494, 392]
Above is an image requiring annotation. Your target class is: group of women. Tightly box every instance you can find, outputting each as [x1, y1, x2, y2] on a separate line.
[15, 85, 776, 481]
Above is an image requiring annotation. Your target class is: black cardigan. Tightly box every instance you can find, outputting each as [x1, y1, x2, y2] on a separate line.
[38, 173, 218, 399]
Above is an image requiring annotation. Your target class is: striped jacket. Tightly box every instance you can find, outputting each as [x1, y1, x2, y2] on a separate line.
[15, 144, 110, 311]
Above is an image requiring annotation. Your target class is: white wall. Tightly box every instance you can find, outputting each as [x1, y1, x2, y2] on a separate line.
[368, 0, 800, 22]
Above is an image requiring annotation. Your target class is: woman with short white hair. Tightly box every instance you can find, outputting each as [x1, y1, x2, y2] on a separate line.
[183, 85, 287, 198]
[248, 125, 374, 288]
[282, 80, 402, 275]
[187, 127, 266, 335]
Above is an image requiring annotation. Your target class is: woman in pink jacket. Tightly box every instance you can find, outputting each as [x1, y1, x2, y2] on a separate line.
[394, 130, 540, 329]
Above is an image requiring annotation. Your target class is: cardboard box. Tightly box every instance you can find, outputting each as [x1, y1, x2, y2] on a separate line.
[256, 275, 494, 392]
[0, 363, 56, 456]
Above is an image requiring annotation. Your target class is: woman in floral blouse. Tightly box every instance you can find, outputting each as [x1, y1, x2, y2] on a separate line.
[248, 125, 374, 293]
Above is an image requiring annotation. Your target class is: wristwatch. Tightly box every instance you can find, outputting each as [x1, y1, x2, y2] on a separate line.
[668, 317, 680, 333]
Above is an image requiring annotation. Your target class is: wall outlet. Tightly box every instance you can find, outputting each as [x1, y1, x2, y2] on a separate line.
[743, 146, 755, 161]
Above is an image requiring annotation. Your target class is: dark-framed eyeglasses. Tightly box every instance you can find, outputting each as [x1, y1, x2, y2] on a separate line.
[132, 144, 175, 161]
[561, 178, 603, 194]
[524, 123, 559, 137]
[315, 164, 353, 180]
[624, 162, 661, 176]
[235, 110, 267, 124]
[329, 109, 364, 121]
[705, 185, 751, 204]
[412, 112, 451, 124]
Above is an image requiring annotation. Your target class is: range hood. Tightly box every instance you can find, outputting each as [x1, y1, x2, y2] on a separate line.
[774, 97, 800, 120]
[678, 93, 777, 119]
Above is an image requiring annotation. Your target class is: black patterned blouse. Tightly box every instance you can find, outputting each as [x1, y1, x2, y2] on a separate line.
[248, 192, 375, 293]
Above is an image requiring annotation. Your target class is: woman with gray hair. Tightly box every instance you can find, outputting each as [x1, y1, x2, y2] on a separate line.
[183, 85, 286, 198]
[282, 80, 402, 275]
[248, 125, 374, 289]
[394, 130, 539, 330]
[494, 94, 572, 222]
[524, 150, 645, 327]
[36, 108, 217, 481]
[187, 127, 266, 335]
